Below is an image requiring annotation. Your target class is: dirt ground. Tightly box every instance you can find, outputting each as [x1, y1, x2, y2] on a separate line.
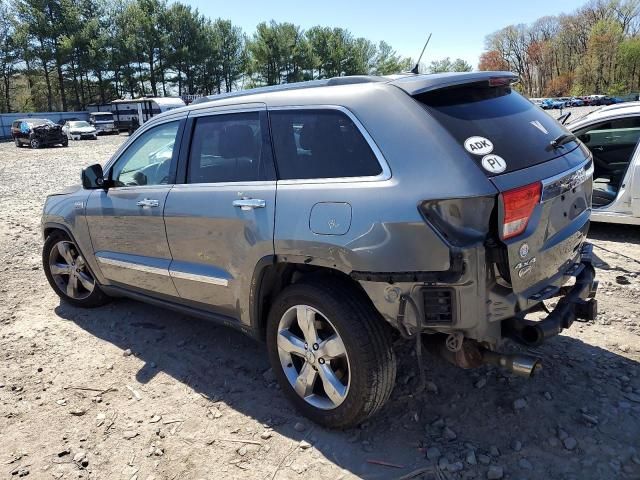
[1, 125, 639, 480]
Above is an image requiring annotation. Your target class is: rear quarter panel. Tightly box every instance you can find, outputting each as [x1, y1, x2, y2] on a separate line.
[271, 84, 498, 274]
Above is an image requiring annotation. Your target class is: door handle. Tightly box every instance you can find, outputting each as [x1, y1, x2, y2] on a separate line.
[232, 198, 266, 210]
[136, 198, 159, 208]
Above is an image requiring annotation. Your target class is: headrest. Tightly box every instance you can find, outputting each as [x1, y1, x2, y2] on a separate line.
[219, 124, 256, 158]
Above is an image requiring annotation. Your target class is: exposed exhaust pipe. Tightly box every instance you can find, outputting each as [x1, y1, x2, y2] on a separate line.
[481, 350, 541, 378]
[426, 337, 541, 378]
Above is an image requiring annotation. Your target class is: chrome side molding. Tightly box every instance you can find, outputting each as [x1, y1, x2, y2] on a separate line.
[96, 254, 229, 286]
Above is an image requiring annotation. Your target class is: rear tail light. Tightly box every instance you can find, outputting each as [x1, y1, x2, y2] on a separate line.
[501, 182, 541, 240]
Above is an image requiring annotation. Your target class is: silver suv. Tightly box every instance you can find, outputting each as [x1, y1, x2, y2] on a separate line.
[42, 72, 598, 428]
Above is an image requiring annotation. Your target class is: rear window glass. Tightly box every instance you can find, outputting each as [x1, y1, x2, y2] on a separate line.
[415, 86, 577, 175]
[270, 109, 382, 180]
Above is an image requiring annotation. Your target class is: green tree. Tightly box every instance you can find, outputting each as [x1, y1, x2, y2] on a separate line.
[215, 19, 247, 92]
[618, 36, 640, 91]
[0, 2, 20, 112]
[428, 57, 473, 73]
[372, 41, 411, 75]
[248, 21, 311, 85]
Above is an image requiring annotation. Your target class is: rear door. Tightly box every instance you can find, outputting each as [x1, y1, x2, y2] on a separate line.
[85, 118, 184, 296]
[163, 105, 276, 322]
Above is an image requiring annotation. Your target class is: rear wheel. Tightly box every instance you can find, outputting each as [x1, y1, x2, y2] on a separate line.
[266, 280, 396, 428]
[30, 137, 40, 149]
[14, 138, 21, 148]
[43, 231, 110, 307]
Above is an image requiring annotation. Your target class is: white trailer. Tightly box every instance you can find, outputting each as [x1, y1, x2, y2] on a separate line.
[111, 97, 186, 132]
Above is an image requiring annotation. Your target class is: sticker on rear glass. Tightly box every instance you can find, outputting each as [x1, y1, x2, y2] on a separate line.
[464, 136, 493, 155]
[481, 154, 507, 174]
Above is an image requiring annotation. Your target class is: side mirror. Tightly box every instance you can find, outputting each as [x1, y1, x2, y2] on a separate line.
[81, 164, 106, 189]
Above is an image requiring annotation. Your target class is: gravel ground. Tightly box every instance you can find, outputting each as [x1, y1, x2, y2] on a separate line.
[1, 129, 639, 480]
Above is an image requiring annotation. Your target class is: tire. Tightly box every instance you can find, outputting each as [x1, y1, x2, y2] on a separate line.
[30, 137, 40, 149]
[61, 137, 69, 147]
[14, 138, 21, 148]
[266, 280, 396, 428]
[43, 231, 110, 308]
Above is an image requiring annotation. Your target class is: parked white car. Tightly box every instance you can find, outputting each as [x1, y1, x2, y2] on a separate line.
[569, 102, 640, 225]
[62, 121, 98, 140]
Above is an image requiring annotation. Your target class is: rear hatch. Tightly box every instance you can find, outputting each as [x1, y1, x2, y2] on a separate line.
[394, 72, 593, 296]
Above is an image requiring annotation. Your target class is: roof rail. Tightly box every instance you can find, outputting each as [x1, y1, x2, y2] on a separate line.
[192, 76, 385, 105]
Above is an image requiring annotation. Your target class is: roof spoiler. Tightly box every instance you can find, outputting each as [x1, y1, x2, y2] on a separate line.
[389, 71, 519, 96]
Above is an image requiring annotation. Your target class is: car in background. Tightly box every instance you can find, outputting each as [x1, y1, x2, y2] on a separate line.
[11, 118, 68, 149]
[62, 120, 98, 140]
[569, 97, 585, 107]
[542, 98, 565, 109]
[587, 95, 615, 106]
[89, 112, 118, 135]
[569, 101, 640, 225]
[530, 98, 545, 107]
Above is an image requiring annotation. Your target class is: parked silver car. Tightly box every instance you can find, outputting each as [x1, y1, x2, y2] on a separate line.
[62, 120, 98, 140]
[569, 102, 640, 225]
[41, 72, 598, 428]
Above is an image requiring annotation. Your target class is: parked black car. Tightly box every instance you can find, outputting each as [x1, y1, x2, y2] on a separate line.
[11, 118, 68, 149]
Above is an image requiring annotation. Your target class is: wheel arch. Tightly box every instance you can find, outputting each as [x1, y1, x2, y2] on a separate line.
[42, 222, 106, 287]
[250, 257, 374, 341]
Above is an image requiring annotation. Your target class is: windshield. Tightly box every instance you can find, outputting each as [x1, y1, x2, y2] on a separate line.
[92, 113, 113, 121]
[69, 121, 90, 128]
[415, 86, 579, 175]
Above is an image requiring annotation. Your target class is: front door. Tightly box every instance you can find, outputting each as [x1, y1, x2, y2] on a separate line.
[85, 119, 183, 296]
[163, 107, 276, 322]
[574, 115, 640, 213]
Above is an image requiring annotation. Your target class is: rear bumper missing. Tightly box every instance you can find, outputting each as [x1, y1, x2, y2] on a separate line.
[503, 243, 598, 346]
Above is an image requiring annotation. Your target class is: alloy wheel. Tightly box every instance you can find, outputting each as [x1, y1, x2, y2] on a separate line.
[277, 305, 350, 410]
[48, 240, 95, 300]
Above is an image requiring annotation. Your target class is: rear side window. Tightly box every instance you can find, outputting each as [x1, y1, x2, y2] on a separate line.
[270, 109, 382, 180]
[415, 86, 576, 175]
[187, 112, 264, 184]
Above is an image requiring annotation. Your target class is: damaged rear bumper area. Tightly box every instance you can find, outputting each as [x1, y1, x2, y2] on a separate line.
[503, 243, 598, 346]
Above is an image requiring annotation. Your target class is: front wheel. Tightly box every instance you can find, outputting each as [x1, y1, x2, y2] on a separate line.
[61, 138, 69, 147]
[266, 280, 396, 428]
[30, 137, 40, 149]
[43, 231, 110, 307]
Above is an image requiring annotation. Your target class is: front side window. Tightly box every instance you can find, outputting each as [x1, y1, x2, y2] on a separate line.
[111, 121, 180, 187]
[270, 109, 382, 180]
[187, 112, 264, 184]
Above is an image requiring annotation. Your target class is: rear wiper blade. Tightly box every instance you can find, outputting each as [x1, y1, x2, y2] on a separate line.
[550, 133, 577, 149]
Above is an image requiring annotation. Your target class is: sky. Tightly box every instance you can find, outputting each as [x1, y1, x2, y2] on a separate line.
[188, 0, 588, 68]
